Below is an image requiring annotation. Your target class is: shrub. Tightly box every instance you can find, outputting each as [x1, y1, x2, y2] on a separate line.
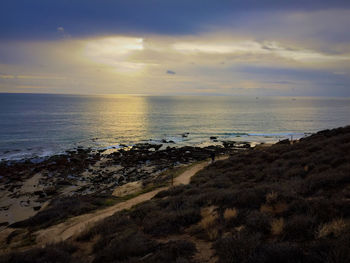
[266, 191, 278, 204]
[93, 230, 157, 262]
[252, 243, 309, 263]
[271, 218, 284, 236]
[0, 242, 79, 263]
[214, 231, 261, 263]
[317, 218, 348, 239]
[245, 211, 271, 235]
[260, 202, 288, 215]
[142, 208, 201, 236]
[144, 240, 196, 263]
[77, 212, 131, 241]
[223, 208, 238, 221]
[283, 215, 316, 241]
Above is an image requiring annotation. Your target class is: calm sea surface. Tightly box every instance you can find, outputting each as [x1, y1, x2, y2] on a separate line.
[1, 93, 350, 160]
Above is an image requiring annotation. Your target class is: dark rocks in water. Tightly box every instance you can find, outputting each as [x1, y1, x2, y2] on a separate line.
[237, 143, 251, 148]
[153, 144, 162, 151]
[222, 141, 236, 148]
[133, 143, 162, 151]
[182, 133, 189, 138]
[210, 136, 217, 140]
[77, 148, 90, 154]
[161, 139, 176, 144]
[222, 141, 250, 149]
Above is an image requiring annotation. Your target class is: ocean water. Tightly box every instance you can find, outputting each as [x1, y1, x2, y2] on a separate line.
[0, 93, 350, 161]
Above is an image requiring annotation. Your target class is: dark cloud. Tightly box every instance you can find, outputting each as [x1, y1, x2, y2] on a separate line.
[166, 70, 176, 75]
[1, 0, 350, 40]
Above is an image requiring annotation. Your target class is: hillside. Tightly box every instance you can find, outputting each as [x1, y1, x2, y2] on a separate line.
[1, 126, 350, 263]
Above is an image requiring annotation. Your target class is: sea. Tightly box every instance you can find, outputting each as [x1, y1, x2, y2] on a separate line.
[1, 93, 350, 161]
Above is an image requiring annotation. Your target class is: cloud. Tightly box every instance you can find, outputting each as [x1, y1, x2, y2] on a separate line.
[166, 70, 176, 75]
[2, 1, 350, 40]
[0, 32, 349, 96]
[173, 40, 350, 63]
[56, 26, 71, 38]
[83, 37, 146, 72]
[57, 27, 64, 33]
[0, 74, 15, 79]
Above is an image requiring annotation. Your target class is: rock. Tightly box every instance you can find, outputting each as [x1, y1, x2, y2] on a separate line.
[222, 141, 235, 148]
[57, 180, 72, 186]
[44, 186, 57, 196]
[33, 206, 41, 211]
[34, 190, 44, 196]
[182, 133, 189, 138]
[118, 176, 125, 184]
[20, 200, 30, 207]
[0, 222, 9, 227]
[210, 136, 217, 140]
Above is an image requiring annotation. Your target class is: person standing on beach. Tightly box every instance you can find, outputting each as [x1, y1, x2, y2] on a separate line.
[210, 152, 215, 163]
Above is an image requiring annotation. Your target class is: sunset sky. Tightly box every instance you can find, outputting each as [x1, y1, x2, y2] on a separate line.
[1, 0, 350, 96]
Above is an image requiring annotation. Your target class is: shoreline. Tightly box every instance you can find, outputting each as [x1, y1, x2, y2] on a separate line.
[0, 141, 254, 228]
[0, 131, 308, 163]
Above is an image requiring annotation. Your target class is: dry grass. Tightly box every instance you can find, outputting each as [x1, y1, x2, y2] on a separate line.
[266, 191, 278, 204]
[317, 218, 347, 238]
[260, 202, 288, 215]
[234, 225, 244, 232]
[199, 206, 219, 240]
[200, 213, 217, 229]
[271, 218, 284, 236]
[207, 228, 219, 240]
[223, 208, 238, 221]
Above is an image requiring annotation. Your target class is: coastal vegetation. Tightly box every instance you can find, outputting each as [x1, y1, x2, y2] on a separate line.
[1, 126, 350, 262]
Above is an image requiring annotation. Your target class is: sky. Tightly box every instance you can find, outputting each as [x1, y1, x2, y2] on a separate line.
[0, 0, 350, 96]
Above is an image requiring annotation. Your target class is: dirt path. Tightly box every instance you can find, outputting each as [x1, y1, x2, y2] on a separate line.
[9, 156, 228, 247]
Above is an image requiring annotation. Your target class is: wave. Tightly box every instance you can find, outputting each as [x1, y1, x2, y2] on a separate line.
[0, 131, 311, 162]
[0, 148, 57, 162]
[218, 132, 307, 138]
